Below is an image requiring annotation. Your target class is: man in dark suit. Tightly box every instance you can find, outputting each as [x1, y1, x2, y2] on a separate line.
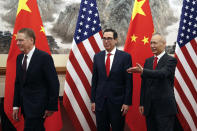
[127, 33, 177, 131]
[91, 29, 133, 131]
[12, 28, 59, 131]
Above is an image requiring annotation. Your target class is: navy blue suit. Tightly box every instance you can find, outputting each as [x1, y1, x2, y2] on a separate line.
[91, 49, 133, 131]
[13, 48, 59, 130]
[140, 53, 178, 131]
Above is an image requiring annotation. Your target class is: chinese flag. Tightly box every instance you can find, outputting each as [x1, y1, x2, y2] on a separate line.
[4, 0, 62, 130]
[124, 0, 154, 130]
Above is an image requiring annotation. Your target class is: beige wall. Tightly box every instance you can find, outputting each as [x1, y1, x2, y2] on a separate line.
[0, 54, 7, 67]
[0, 75, 5, 97]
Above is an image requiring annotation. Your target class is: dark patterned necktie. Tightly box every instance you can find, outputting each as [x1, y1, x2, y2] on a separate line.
[22, 55, 28, 80]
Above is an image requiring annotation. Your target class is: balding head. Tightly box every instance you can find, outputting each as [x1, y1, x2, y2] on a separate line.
[150, 33, 166, 56]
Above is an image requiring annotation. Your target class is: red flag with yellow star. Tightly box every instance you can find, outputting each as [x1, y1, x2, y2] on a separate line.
[4, 0, 62, 130]
[124, 0, 154, 130]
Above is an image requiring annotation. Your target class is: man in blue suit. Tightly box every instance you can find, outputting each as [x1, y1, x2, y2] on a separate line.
[12, 28, 59, 131]
[127, 33, 177, 131]
[91, 29, 133, 131]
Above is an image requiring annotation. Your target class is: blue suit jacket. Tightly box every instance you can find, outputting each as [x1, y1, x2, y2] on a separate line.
[140, 53, 178, 116]
[13, 48, 60, 118]
[91, 49, 133, 111]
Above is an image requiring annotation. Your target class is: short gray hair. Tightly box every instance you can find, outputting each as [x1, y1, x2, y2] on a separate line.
[152, 33, 166, 44]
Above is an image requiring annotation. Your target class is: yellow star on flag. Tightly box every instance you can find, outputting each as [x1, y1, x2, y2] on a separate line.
[14, 34, 17, 40]
[132, 0, 146, 20]
[131, 34, 138, 42]
[142, 36, 149, 45]
[40, 26, 45, 34]
[17, 0, 31, 16]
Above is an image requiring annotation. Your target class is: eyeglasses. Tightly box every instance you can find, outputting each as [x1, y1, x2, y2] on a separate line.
[102, 37, 114, 41]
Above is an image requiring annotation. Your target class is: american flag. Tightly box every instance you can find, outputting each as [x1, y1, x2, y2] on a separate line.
[174, 0, 197, 130]
[63, 0, 104, 130]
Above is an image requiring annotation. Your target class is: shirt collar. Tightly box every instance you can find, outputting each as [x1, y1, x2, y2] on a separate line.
[155, 50, 165, 60]
[25, 46, 35, 58]
[105, 47, 116, 55]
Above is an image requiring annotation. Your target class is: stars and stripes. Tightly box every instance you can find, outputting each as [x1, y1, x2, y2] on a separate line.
[63, 0, 104, 130]
[174, 0, 197, 130]
[74, 0, 101, 44]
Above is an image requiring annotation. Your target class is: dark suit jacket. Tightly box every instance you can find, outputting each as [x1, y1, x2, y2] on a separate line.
[140, 53, 178, 116]
[91, 49, 133, 111]
[13, 48, 59, 118]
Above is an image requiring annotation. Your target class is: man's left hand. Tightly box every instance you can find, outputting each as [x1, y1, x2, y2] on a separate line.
[43, 110, 55, 118]
[121, 104, 129, 116]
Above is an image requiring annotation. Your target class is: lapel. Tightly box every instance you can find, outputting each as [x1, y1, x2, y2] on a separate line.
[108, 49, 119, 77]
[25, 48, 38, 79]
[145, 56, 154, 70]
[156, 53, 168, 69]
[18, 54, 24, 81]
[18, 54, 24, 72]
[100, 51, 107, 78]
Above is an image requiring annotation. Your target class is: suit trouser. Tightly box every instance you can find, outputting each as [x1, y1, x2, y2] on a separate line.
[22, 104, 45, 131]
[95, 98, 125, 131]
[24, 117, 45, 131]
[146, 113, 175, 131]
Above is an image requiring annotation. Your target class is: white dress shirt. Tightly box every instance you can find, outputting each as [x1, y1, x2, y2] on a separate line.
[105, 47, 116, 71]
[155, 50, 166, 63]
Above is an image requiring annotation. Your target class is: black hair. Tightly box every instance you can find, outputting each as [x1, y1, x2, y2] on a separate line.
[103, 28, 118, 39]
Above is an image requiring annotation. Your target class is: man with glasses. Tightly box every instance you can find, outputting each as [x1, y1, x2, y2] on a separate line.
[91, 29, 133, 131]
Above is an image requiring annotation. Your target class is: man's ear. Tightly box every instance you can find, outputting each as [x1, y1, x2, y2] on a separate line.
[30, 38, 34, 43]
[115, 38, 118, 44]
